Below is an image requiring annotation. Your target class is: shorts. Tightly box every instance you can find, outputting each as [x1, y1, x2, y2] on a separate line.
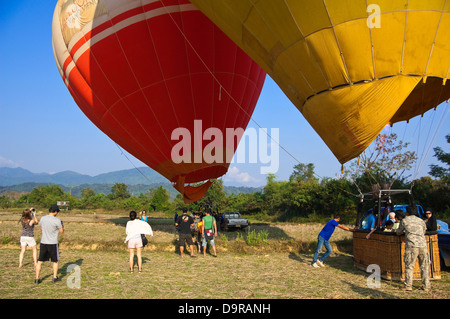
[20, 236, 36, 247]
[38, 243, 59, 262]
[202, 236, 215, 247]
[179, 233, 194, 246]
[192, 231, 201, 242]
[128, 237, 143, 249]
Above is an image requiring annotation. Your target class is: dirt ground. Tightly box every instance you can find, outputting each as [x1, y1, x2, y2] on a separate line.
[1, 211, 449, 300]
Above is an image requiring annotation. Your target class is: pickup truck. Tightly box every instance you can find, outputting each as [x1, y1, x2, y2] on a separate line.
[221, 212, 248, 231]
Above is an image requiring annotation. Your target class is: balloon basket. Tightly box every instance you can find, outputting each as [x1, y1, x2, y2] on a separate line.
[353, 230, 441, 281]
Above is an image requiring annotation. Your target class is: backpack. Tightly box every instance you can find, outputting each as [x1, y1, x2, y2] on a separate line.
[205, 228, 214, 240]
[192, 216, 201, 232]
[141, 234, 148, 247]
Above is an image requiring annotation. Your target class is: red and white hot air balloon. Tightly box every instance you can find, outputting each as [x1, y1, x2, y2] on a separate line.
[52, 0, 266, 203]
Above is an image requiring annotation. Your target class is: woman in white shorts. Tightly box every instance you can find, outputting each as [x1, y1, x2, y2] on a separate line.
[125, 211, 153, 273]
[19, 208, 39, 268]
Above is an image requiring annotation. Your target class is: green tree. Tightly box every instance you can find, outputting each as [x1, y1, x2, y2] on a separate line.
[289, 163, 318, 183]
[429, 134, 450, 183]
[0, 196, 11, 208]
[109, 183, 130, 200]
[413, 176, 450, 217]
[173, 193, 187, 212]
[81, 188, 96, 199]
[317, 178, 356, 223]
[196, 179, 227, 212]
[262, 173, 288, 215]
[28, 185, 66, 207]
[149, 186, 171, 212]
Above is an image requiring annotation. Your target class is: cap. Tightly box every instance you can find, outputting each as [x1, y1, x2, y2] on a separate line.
[49, 204, 60, 213]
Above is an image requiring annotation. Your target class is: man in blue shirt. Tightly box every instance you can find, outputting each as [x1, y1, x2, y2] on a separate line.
[361, 209, 378, 239]
[361, 209, 377, 230]
[311, 214, 354, 268]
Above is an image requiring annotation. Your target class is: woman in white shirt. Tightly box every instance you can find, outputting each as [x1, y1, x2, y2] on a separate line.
[125, 211, 153, 273]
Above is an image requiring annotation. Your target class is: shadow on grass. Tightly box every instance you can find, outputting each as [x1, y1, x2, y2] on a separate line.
[107, 217, 177, 232]
[287, 250, 403, 299]
[107, 217, 128, 226]
[55, 258, 84, 282]
[288, 249, 359, 276]
[288, 252, 310, 264]
[342, 280, 401, 299]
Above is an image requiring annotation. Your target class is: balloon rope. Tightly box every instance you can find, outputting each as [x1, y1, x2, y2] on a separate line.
[114, 143, 154, 184]
[413, 104, 449, 180]
[414, 80, 447, 179]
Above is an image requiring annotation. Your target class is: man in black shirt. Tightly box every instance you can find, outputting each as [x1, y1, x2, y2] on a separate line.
[175, 208, 196, 258]
[424, 208, 437, 231]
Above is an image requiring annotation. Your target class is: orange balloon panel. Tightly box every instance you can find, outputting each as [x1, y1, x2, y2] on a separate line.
[52, 0, 266, 202]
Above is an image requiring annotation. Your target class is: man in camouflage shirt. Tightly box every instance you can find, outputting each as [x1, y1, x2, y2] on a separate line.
[396, 205, 430, 291]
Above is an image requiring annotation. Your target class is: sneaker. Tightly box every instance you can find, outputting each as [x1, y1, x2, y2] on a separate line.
[34, 279, 41, 284]
[404, 286, 413, 291]
[311, 262, 320, 268]
[52, 277, 61, 283]
[317, 260, 325, 267]
[422, 286, 431, 292]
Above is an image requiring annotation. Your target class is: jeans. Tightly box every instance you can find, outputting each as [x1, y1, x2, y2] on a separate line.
[312, 235, 332, 263]
[202, 236, 215, 247]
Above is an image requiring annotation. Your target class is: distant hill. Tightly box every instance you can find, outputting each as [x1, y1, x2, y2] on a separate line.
[0, 167, 262, 198]
[0, 166, 166, 186]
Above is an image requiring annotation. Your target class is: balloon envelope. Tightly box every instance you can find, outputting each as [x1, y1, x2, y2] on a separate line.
[190, 0, 450, 164]
[52, 0, 266, 202]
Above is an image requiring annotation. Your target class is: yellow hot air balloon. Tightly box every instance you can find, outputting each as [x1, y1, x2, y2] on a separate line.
[190, 0, 450, 164]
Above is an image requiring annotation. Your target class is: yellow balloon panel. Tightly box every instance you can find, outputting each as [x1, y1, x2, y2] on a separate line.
[334, 19, 374, 82]
[371, 12, 405, 78]
[247, 1, 302, 48]
[305, 28, 348, 90]
[402, 11, 441, 76]
[325, 0, 368, 25]
[190, 0, 450, 164]
[285, 0, 330, 36]
[283, 38, 329, 94]
[303, 76, 421, 163]
[427, 13, 450, 78]
[408, 0, 446, 10]
[369, 0, 408, 13]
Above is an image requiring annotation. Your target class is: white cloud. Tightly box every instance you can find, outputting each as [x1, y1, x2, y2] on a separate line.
[223, 166, 259, 183]
[0, 156, 19, 168]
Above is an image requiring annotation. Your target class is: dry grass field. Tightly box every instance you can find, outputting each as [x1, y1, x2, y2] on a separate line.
[1, 210, 449, 300]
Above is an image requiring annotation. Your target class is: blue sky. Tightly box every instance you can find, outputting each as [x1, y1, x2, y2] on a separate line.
[0, 1, 448, 188]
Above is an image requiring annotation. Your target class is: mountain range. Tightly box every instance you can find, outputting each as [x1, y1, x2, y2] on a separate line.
[0, 166, 166, 186]
[0, 167, 261, 198]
